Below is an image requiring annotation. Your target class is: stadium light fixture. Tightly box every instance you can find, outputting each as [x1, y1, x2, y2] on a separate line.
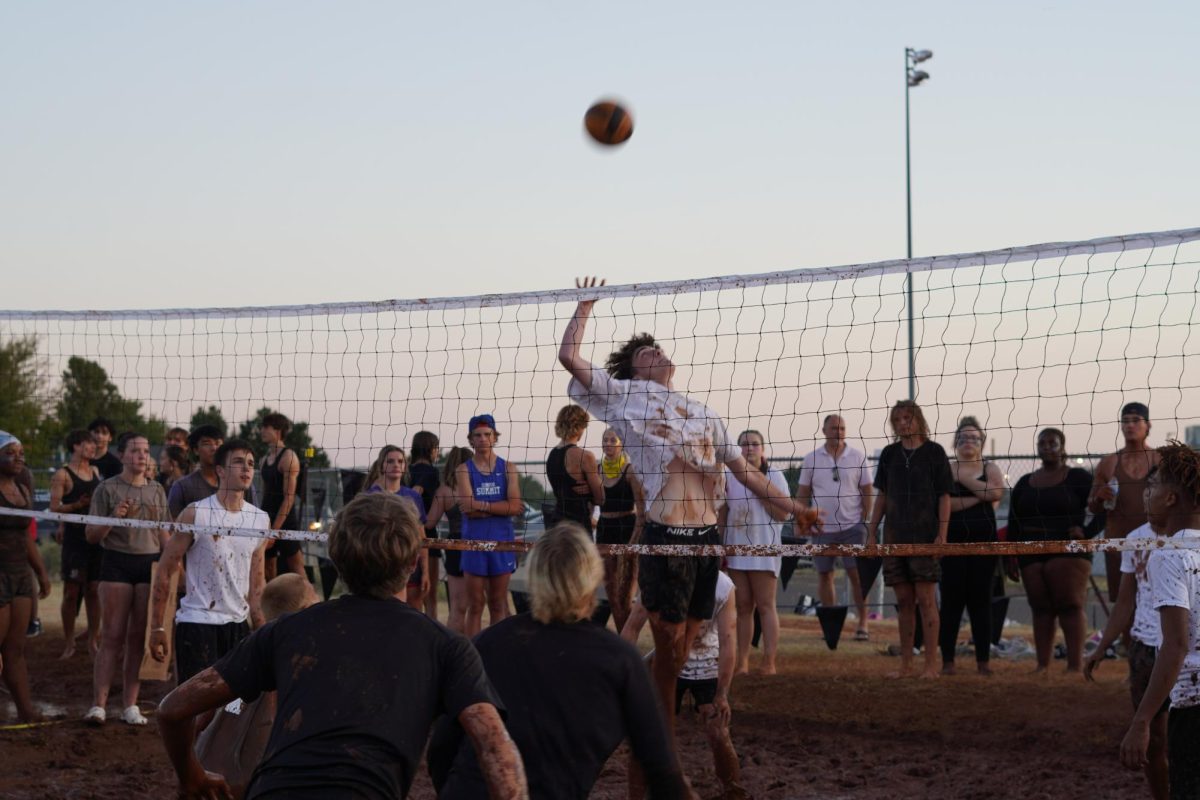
[904, 47, 933, 401]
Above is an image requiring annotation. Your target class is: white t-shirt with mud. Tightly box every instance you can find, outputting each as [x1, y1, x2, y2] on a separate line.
[679, 571, 735, 682]
[568, 370, 738, 510]
[1119, 523, 1161, 648]
[1147, 528, 1200, 709]
[176, 495, 269, 626]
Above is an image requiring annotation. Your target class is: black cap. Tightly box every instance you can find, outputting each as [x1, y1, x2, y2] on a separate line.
[1120, 402, 1149, 421]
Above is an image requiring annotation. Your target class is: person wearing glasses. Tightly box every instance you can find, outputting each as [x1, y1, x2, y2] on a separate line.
[796, 414, 874, 640]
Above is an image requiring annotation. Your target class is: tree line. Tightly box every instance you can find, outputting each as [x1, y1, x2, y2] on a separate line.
[0, 334, 329, 470]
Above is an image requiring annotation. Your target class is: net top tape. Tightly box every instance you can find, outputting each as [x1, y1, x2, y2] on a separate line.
[2, 227, 1197, 321]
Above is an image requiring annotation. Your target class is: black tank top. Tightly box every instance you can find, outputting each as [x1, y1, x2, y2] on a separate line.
[947, 466, 997, 544]
[0, 482, 32, 565]
[261, 448, 299, 527]
[62, 465, 101, 547]
[445, 504, 463, 539]
[601, 465, 636, 515]
[546, 445, 593, 526]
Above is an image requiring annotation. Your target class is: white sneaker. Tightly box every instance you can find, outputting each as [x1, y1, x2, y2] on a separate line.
[120, 705, 148, 726]
[84, 706, 106, 725]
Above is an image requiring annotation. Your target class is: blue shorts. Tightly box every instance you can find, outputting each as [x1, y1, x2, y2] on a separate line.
[461, 550, 516, 577]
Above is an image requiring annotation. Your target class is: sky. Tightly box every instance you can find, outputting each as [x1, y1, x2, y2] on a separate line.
[2, 2, 1198, 467]
[2, 1, 1197, 311]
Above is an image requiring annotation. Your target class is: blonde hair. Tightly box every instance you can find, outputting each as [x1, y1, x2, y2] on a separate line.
[260, 573, 315, 621]
[328, 491, 423, 599]
[527, 522, 604, 625]
[554, 404, 590, 440]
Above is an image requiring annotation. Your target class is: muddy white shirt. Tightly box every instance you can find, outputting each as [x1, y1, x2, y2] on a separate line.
[1147, 528, 1200, 708]
[568, 370, 738, 511]
[679, 571, 735, 682]
[1120, 523, 1161, 648]
[176, 495, 269, 626]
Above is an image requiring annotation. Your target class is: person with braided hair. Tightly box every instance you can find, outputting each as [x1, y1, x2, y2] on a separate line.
[1120, 442, 1200, 798]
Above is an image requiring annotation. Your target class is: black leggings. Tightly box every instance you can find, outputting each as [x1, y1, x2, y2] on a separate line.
[938, 555, 997, 664]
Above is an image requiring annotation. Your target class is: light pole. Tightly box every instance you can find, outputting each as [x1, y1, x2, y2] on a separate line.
[905, 47, 932, 401]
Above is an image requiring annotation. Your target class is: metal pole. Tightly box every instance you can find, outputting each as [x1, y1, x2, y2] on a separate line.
[905, 48, 916, 401]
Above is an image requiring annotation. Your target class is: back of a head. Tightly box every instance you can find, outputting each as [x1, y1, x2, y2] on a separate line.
[261, 573, 318, 621]
[329, 491, 423, 600]
[527, 522, 604, 625]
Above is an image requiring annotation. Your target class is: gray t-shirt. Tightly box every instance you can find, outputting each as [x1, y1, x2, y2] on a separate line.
[168, 470, 219, 519]
[89, 475, 168, 555]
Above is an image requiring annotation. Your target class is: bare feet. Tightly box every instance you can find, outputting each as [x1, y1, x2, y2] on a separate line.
[88, 636, 100, 657]
[919, 666, 940, 680]
[977, 663, 993, 676]
[941, 662, 956, 676]
[885, 667, 913, 680]
[753, 664, 778, 676]
[1032, 665, 1049, 675]
[59, 642, 76, 660]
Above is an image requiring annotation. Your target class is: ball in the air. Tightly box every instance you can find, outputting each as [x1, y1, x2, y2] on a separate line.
[584, 100, 634, 146]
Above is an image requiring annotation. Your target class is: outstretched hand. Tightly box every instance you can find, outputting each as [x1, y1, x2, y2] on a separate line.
[178, 769, 233, 799]
[574, 276, 606, 311]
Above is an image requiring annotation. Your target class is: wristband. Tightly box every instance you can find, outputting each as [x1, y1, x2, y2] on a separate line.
[151, 627, 166, 633]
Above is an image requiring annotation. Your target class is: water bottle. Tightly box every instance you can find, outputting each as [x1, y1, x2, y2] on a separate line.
[1103, 476, 1119, 511]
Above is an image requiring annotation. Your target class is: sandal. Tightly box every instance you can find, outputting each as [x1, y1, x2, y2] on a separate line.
[854, 629, 870, 641]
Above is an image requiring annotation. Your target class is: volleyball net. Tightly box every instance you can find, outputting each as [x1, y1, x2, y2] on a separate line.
[2, 225, 1199, 556]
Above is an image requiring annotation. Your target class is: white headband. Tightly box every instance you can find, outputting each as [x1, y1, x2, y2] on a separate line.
[0, 431, 20, 451]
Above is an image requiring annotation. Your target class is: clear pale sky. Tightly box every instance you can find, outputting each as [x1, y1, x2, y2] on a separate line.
[2, 1, 1197, 311]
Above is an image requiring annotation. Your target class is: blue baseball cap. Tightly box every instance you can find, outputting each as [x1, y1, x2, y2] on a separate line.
[468, 414, 497, 433]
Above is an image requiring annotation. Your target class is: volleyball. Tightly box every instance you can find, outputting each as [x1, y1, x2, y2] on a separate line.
[584, 100, 634, 146]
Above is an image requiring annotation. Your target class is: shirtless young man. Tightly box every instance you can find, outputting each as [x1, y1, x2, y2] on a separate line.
[1090, 402, 1160, 604]
[560, 277, 813, 735]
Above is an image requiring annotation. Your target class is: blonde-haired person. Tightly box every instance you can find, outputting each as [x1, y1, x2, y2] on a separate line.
[596, 428, 645, 632]
[546, 404, 604, 528]
[158, 491, 523, 800]
[720, 430, 791, 675]
[431, 522, 688, 799]
[938, 417, 1004, 676]
[424, 446, 475, 633]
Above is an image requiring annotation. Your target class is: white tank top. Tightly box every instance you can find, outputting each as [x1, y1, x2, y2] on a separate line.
[176, 495, 269, 626]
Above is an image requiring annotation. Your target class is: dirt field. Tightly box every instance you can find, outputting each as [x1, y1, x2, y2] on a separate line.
[1, 597, 1147, 800]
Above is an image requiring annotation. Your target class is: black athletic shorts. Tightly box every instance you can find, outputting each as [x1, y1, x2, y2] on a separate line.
[596, 514, 637, 546]
[675, 677, 718, 713]
[61, 538, 104, 584]
[1169, 704, 1200, 800]
[272, 538, 303, 559]
[176, 620, 250, 684]
[1129, 640, 1170, 717]
[637, 521, 720, 623]
[98, 550, 158, 585]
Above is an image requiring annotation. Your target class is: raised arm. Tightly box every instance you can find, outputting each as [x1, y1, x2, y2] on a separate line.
[558, 277, 606, 389]
[458, 702, 528, 799]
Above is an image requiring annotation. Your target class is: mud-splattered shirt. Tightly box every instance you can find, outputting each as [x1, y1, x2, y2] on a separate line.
[1148, 529, 1200, 709]
[568, 370, 738, 510]
[1120, 523, 1161, 648]
[214, 594, 501, 799]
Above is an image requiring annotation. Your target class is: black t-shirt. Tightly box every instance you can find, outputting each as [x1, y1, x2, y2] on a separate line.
[1008, 467, 1092, 541]
[874, 440, 953, 544]
[214, 594, 501, 800]
[91, 450, 123, 480]
[407, 462, 440, 515]
[430, 613, 687, 800]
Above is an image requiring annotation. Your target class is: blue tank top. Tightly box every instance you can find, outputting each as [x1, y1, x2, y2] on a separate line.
[463, 457, 514, 542]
